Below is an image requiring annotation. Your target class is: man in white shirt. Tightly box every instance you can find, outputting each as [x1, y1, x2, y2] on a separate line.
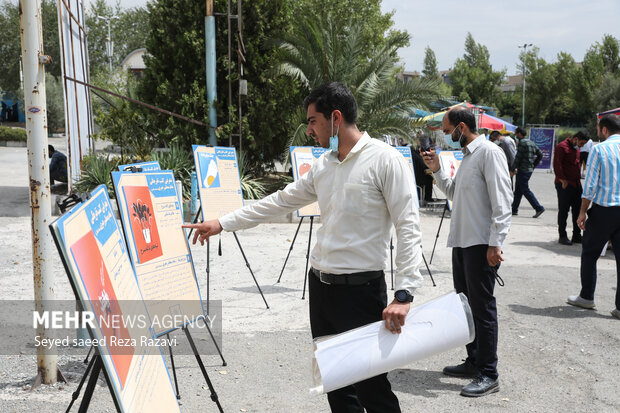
[184, 82, 423, 412]
[422, 107, 512, 397]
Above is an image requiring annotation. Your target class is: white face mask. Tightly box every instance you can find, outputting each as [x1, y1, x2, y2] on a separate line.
[329, 113, 339, 152]
[444, 125, 464, 149]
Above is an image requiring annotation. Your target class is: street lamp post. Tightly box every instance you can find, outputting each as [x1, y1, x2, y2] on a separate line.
[96, 15, 119, 72]
[518, 43, 533, 128]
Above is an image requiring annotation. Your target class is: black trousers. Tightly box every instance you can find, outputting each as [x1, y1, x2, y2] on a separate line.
[309, 271, 401, 413]
[452, 245, 499, 380]
[580, 204, 620, 310]
[555, 182, 582, 238]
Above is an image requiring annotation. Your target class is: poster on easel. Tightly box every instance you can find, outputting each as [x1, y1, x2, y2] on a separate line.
[290, 146, 329, 217]
[192, 145, 244, 221]
[49, 185, 181, 413]
[395, 146, 420, 208]
[112, 170, 205, 336]
[438, 150, 463, 211]
[118, 161, 161, 172]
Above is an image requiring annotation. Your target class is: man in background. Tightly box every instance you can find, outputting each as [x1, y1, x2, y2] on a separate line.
[489, 131, 516, 172]
[579, 137, 593, 177]
[511, 127, 545, 218]
[568, 114, 620, 320]
[553, 131, 589, 245]
[48, 145, 67, 185]
[422, 107, 512, 397]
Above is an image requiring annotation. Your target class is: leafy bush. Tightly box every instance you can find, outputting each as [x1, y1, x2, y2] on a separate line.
[0, 126, 27, 142]
[238, 150, 267, 200]
[74, 154, 120, 196]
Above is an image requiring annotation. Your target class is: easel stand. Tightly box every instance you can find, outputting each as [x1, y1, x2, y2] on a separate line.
[277, 216, 315, 299]
[65, 328, 224, 413]
[187, 206, 269, 309]
[64, 353, 121, 413]
[430, 201, 449, 265]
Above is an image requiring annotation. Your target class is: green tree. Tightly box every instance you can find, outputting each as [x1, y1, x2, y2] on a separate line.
[0, 0, 60, 96]
[520, 48, 557, 123]
[85, 0, 150, 77]
[292, 0, 408, 55]
[137, 0, 301, 168]
[422, 46, 440, 81]
[270, 15, 442, 146]
[449, 33, 505, 105]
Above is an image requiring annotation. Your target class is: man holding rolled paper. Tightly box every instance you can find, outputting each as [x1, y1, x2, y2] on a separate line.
[185, 82, 423, 412]
[422, 107, 512, 397]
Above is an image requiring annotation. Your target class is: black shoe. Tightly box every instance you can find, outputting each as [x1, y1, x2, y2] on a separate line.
[559, 236, 572, 245]
[571, 234, 582, 244]
[443, 360, 478, 378]
[533, 208, 545, 218]
[512, 211, 518, 216]
[460, 374, 499, 397]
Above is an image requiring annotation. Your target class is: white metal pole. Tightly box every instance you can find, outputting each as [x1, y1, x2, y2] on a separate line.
[19, 0, 57, 384]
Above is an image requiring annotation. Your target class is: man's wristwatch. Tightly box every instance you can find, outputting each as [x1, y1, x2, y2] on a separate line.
[394, 290, 413, 303]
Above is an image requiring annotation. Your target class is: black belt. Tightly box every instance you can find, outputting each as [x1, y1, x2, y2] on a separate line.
[311, 268, 383, 286]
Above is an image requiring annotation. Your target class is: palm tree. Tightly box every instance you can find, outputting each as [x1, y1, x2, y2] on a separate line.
[269, 15, 444, 149]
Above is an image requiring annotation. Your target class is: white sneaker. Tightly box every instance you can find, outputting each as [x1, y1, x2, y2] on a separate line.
[567, 295, 596, 309]
[611, 309, 620, 320]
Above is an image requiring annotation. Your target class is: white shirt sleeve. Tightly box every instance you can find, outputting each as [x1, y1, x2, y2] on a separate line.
[433, 167, 456, 200]
[382, 154, 424, 294]
[219, 171, 317, 232]
[482, 149, 513, 247]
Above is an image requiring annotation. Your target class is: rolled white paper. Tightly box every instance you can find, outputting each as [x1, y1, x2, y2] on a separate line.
[311, 291, 475, 394]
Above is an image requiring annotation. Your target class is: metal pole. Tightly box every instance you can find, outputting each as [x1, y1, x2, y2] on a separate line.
[19, 0, 57, 384]
[106, 19, 112, 72]
[237, 0, 242, 153]
[519, 43, 532, 128]
[205, 0, 217, 146]
[227, 0, 232, 147]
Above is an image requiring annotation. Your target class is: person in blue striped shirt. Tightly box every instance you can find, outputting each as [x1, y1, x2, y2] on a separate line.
[567, 114, 620, 320]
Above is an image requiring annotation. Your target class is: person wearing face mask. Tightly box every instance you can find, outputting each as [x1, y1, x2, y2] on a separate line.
[421, 107, 512, 397]
[553, 131, 589, 245]
[184, 82, 423, 412]
[511, 127, 545, 217]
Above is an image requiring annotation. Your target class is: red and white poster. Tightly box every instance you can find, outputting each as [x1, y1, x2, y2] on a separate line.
[70, 230, 134, 388]
[123, 186, 163, 264]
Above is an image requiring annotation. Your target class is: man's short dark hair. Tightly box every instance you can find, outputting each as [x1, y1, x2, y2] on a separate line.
[599, 114, 620, 135]
[303, 82, 358, 124]
[515, 127, 527, 136]
[573, 130, 589, 141]
[48, 145, 55, 154]
[446, 108, 476, 132]
[489, 131, 501, 138]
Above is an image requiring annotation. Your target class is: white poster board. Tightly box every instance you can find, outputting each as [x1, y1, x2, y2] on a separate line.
[192, 145, 244, 221]
[57, 0, 93, 186]
[290, 146, 328, 217]
[49, 185, 181, 412]
[438, 150, 463, 211]
[395, 146, 420, 208]
[112, 170, 205, 336]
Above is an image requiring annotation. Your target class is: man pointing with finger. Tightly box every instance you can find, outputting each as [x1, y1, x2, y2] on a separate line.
[422, 107, 512, 397]
[184, 82, 423, 412]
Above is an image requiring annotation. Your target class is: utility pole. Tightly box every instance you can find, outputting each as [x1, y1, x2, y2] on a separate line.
[19, 0, 57, 385]
[518, 43, 533, 128]
[96, 15, 118, 72]
[205, 0, 217, 146]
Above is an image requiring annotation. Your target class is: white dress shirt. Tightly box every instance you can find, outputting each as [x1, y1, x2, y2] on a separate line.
[433, 135, 513, 248]
[219, 132, 424, 294]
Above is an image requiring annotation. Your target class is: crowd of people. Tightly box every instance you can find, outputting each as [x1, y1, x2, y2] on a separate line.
[185, 82, 619, 412]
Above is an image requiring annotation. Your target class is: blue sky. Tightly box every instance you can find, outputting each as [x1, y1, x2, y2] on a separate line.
[113, 0, 619, 75]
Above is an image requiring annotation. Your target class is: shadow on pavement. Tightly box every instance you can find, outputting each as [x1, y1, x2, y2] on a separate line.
[0, 186, 29, 217]
[389, 368, 462, 397]
[509, 304, 610, 319]
[511, 240, 582, 257]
